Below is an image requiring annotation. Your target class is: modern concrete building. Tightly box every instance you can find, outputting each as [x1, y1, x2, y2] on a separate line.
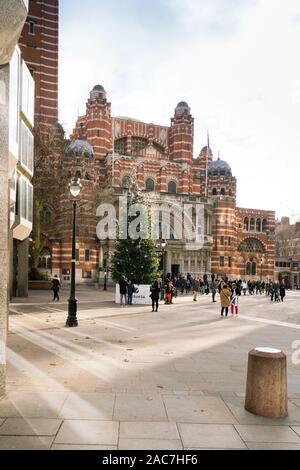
[8, 46, 34, 298]
[0, 0, 29, 395]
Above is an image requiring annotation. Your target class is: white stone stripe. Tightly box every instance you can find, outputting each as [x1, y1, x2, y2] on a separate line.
[36, 96, 58, 101]
[26, 21, 58, 32]
[24, 60, 58, 70]
[27, 15, 58, 24]
[41, 31, 58, 39]
[40, 56, 58, 62]
[39, 104, 58, 110]
[40, 79, 58, 85]
[32, 71, 58, 77]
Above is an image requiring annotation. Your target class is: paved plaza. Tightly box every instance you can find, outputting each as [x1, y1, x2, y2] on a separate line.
[0, 287, 300, 450]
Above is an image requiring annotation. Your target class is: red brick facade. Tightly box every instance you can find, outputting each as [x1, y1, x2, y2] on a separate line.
[19, 0, 59, 128]
[37, 85, 275, 283]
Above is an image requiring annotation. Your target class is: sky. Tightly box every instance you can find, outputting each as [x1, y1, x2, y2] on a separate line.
[59, 0, 300, 221]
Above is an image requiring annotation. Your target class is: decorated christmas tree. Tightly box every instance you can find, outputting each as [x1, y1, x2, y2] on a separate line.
[111, 187, 160, 284]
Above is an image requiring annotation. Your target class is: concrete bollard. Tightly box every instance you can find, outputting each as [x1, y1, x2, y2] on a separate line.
[245, 347, 288, 418]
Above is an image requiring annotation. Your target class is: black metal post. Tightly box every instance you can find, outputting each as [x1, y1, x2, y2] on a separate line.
[103, 273, 107, 291]
[66, 200, 78, 327]
[260, 261, 263, 282]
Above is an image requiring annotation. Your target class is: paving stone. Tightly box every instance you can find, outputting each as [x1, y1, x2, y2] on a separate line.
[59, 393, 115, 420]
[224, 397, 300, 426]
[0, 392, 67, 418]
[120, 421, 179, 440]
[163, 395, 237, 424]
[0, 418, 61, 436]
[114, 394, 167, 421]
[51, 444, 118, 450]
[178, 424, 246, 449]
[291, 426, 300, 437]
[54, 420, 118, 445]
[246, 442, 300, 450]
[118, 439, 183, 450]
[0, 436, 53, 450]
[235, 425, 300, 443]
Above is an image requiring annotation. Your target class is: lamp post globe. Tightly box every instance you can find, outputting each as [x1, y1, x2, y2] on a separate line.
[66, 178, 82, 327]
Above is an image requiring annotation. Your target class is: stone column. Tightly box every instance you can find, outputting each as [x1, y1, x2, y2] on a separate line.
[0, 65, 9, 396]
[17, 238, 29, 297]
[165, 250, 172, 275]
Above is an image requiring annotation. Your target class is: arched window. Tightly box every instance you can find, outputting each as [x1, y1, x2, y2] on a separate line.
[212, 188, 217, 195]
[238, 238, 265, 254]
[228, 189, 232, 196]
[250, 218, 255, 231]
[132, 137, 147, 155]
[38, 248, 52, 271]
[122, 176, 131, 189]
[256, 219, 261, 232]
[114, 137, 126, 155]
[244, 217, 249, 231]
[220, 188, 225, 196]
[246, 262, 251, 276]
[41, 206, 52, 225]
[262, 219, 267, 232]
[168, 181, 177, 194]
[252, 262, 257, 276]
[145, 178, 154, 192]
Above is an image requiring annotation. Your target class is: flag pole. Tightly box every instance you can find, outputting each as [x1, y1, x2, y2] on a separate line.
[112, 118, 115, 187]
[205, 130, 209, 197]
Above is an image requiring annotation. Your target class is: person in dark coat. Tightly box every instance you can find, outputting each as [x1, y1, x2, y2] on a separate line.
[51, 275, 60, 301]
[150, 280, 160, 312]
[119, 276, 128, 307]
[280, 283, 286, 302]
[127, 280, 136, 305]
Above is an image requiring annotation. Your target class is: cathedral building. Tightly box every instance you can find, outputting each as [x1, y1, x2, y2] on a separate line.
[37, 85, 275, 284]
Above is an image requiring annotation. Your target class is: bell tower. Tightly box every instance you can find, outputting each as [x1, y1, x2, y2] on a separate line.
[169, 101, 194, 164]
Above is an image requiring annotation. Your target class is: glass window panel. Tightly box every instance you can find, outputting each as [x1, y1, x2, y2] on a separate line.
[9, 48, 19, 149]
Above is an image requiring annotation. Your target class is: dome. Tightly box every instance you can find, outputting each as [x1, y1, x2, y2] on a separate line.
[200, 145, 213, 157]
[92, 84, 105, 92]
[90, 84, 107, 100]
[207, 159, 232, 177]
[177, 101, 189, 107]
[175, 101, 191, 117]
[65, 139, 94, 159]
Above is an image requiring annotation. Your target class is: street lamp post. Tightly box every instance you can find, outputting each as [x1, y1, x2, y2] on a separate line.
[66, 178, 82, 327]
[260, 258, 263, 282]
[103, 271, 107, 291]
[161, 240, 166, 278]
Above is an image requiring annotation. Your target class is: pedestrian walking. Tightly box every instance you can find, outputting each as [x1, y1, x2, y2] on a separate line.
[165, 279, 173, 304]
[220, 283, 231, 317]
[119, 275, 128, 307]
[51, 275, 60, 301]
[211, 281, 217, 302]
[230, 283, 240, 317]
[242, 280, 247, 295]
[127, 280, 136, 305]
[280, 283, 286, 302]
[150, 280, 160, 312]
[192, 277, 199, 301]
